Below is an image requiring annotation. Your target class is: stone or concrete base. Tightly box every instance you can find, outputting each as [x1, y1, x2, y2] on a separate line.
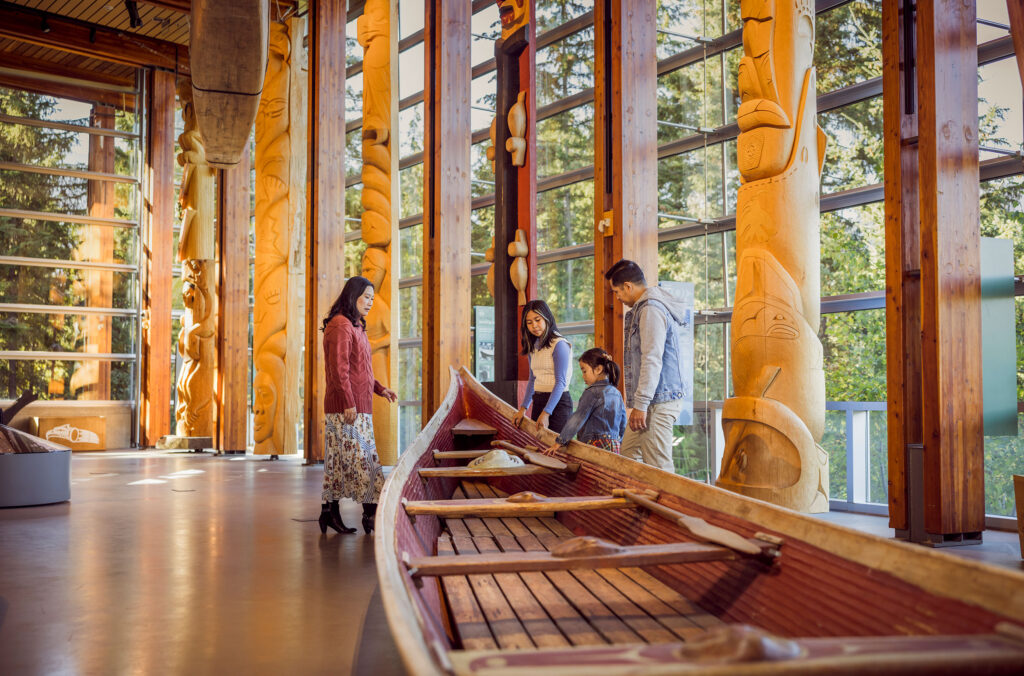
[0, 450, 71, 507]
[156, 435, 214, 451]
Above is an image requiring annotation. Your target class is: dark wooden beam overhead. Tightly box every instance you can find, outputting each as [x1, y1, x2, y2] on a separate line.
[0, 50, 136, 88]
[0, 72, 136, 109]
[0, 1, 189, 74]
[139, 0, 191, 11]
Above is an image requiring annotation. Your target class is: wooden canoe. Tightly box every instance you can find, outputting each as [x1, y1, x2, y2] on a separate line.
[375, 367, 1024, 676]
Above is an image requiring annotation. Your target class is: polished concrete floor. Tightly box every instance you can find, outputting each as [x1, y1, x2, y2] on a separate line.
[0, 452, 405, 676]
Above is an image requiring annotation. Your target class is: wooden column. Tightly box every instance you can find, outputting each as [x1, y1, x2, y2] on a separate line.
[304, 0, 346, 464]
[217, 147, 250, 454]
[884, 0, 984, 543]
[422, 0, 471, 418]
[593, 0, 659, 369]
[140, 68, 175, 447]
[74, 104, 115, 400]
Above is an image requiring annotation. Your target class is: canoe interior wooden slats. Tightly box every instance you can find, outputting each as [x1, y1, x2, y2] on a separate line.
[403, 494, 634, 517]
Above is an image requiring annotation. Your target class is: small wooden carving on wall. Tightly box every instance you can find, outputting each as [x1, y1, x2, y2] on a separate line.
[496, 0, 529, 41]
[487, 116, 497, 172]
[506, 90, 527, 167]
[717, 0, 829, 513]
[508, 228, 529, 305]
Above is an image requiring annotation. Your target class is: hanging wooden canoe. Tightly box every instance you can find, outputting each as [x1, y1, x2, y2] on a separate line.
[189, 0, 268, 167]
[376, 367, 1024, 676]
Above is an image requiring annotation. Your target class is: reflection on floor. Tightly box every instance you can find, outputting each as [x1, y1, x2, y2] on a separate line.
[0, 452, 406, 676]
[813, 509, 1024, 572]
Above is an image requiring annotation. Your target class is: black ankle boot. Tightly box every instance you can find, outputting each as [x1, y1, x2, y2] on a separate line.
[361, 503, 377, 534]
[319, 501, 355, 535]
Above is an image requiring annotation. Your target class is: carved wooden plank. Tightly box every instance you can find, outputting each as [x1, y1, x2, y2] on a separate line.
[419, 466, 558, 478]
[436, 535, 498, 651]
[405, 495, 633, 517]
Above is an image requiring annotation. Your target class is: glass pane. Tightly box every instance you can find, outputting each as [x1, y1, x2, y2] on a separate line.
[979, 58, 1024, 161]
[658, 144, 728, 223]
[562, 332, 594, 404]
[671, 409, 715, 479]
[399, 284, 422, 339]
[400, 162, 423, 219]
[658, 234, 726, 310]
[656, 0, 727, 60]
[815, 0, 882, 93]
[537, 180, 593, 251]
[471, 206, 495, 263]
[819, 308, 886, 402]
[472, 5, 501, 66]
[0, 265, 136, 309]
[399, 102, 425, 158]
[0, 358, 134, 400]
[345, 238, 367, 279]
[981, 176, 1024, 278]
[345, 183, 364, 230]
[0, 312, 136, 354]
[693, 322, 725, 402]
[399, 0, 425, 39]
[657, 58, 725, 144]
[471, 141, 495, 198]
[820, 202, 885, 296]
[536, 103, 593, 178]
[985, 414, 1024, 516]
[818, 98, 883, 195]
[346, 19, 360, 67]
[399, 223, 422, 279]
[346, 72, 363, 119]
[822, 409, 847, 500]
[0, 219, 138, 265]
[536, 0, 594, 34]
[399, 43, 425, 99]
[536, 26, 595, 108]
[977, 0, 1010, 42]
[471, 72, 498, 131]
[471, 274, 495, 381]
[399, 345, 422, 399]
[398, 403, 422, 454]
[868, 410, 888, 504]
[346, 128, 361, 177]
[536, 255, 593, 323]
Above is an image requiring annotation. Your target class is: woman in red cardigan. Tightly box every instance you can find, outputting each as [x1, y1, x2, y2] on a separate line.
[320, 276, 397, 535]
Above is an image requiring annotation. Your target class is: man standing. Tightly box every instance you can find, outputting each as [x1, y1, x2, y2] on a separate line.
[605, 259, 687, 472]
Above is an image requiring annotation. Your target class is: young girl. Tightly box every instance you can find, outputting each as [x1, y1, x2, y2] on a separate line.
[512, 300, 573, 433]
[545, 348, 626, 453]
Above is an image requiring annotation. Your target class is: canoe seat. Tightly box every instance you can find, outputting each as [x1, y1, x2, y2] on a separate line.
[404, 494, 635, 518]
[418, 465, 560, 478]
[451, 418, 498, 436]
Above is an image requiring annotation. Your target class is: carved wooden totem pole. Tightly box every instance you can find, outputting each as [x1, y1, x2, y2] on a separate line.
[717, 0, 829, 512]
[357, 0, 397, 464]
[253, 23, 291, 456]
[488, 0, 537, 405]
[174, 79, 218, 440]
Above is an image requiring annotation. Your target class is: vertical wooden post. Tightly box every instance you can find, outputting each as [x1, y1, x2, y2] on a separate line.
[593, 0, 658, 369]
[884, 0, 984, 542]
[217, 147, 251, 453]
[305, 0, 346, 464]
[422, 0, 471, 418]
[140, 68, 175, 447]
[77, 104, 115, 400]
[286, 15, 309, 456]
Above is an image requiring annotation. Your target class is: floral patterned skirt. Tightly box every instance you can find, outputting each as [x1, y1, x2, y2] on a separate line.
[588, 435, 621, 454]
[322, 412, 385, 504]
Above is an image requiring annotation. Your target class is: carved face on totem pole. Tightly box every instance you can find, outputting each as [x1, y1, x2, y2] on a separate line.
[252, 335, 286, 454]
[495, 0, 529, 40]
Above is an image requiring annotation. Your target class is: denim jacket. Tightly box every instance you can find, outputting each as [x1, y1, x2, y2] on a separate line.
[623, 285, 689, 411]
[555, 380, 627, 446]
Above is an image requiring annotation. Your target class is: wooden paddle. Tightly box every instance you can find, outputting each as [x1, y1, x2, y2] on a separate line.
[490, 440, 568, 471]
[612, 488, 766, 556]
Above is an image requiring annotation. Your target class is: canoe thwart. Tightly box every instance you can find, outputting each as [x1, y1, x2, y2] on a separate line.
[613, 488, 769, 557]
[451, 418, 499, 436]
[403, 494, 637, 517]
[406, 538, 777, 578]
[418, 465, 559, 478]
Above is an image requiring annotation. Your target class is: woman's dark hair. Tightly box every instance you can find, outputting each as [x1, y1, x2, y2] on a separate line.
[579, 347, 621, 387]
[322, 276, 374, 331]
[519, 300, 562, 355]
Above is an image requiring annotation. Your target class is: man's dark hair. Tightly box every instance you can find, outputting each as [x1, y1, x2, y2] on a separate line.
[604, 259, 646, 286]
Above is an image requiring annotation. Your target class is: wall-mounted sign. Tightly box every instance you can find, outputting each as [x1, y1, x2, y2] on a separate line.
[35, 417, 106, 451]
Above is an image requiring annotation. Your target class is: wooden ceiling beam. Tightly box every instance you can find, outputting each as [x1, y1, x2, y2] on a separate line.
[0, 72, 136, 109]
[0, 2, 189, 75]
[139, 0, 191, 11]
[0, 50, 136, 88]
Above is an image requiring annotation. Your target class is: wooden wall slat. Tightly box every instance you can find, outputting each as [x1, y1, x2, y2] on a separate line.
[140, 68, 175, 447]
[217, 147, 251, 453]
[304, 0, 347, 464]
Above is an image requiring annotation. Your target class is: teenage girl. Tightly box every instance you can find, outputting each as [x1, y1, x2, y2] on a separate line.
[545, 348, 626, 453]
[511, 300, 573, 432]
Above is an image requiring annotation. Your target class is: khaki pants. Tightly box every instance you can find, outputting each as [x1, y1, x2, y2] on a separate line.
[621, 399, 684, 473]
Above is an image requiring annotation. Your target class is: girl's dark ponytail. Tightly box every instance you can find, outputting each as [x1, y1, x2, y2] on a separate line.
[579, 347, 620, 387]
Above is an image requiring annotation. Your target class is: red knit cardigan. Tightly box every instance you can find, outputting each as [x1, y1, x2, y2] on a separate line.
[323, 314, 385, 414]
